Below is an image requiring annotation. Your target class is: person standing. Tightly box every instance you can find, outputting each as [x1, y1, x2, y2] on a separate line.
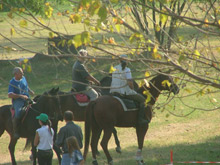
[72, 49, 100, 101]
[34, 113, 54, 165]
[110, 55, 149, 125]
[66, 136, 84, 165]
[56, 111, 83, 165]
[8, 67, 34, 139]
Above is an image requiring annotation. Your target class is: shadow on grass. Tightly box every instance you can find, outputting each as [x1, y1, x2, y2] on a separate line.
[1, 136, 220, 165]
[84, 135, 220, 165]
[1, 158, 60, 165]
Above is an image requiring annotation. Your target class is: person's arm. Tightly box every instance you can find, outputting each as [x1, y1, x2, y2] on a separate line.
[28, 87, 35, 96]
[127, 79, 134, 90]
[86, 75, 100, 86]
[8, 93, 28, 100]
[55, 128, 64, 147]
[34, 131, 40, 147]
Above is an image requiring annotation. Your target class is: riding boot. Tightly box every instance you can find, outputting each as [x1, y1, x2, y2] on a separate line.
[12, 118, 20, 139]
[138, 103, 149, 125]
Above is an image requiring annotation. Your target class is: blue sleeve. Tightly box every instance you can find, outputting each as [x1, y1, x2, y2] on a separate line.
[8, 79, 15, 94]
[75, 150, 83, 161]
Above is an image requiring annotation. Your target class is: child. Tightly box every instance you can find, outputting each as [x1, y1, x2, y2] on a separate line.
[66, 136, 84, 165]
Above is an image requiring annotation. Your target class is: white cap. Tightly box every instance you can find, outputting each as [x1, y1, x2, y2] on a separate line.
[78, 49, 88, 56]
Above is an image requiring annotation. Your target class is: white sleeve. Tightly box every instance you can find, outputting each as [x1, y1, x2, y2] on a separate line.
[125, 68, 132, 80]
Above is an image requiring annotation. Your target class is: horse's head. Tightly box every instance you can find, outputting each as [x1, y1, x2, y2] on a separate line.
[36, 87, 62, 123]
[150, 74, 179, 94]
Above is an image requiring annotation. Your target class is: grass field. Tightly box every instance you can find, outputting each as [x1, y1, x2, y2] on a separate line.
[1, 3, 220, 164]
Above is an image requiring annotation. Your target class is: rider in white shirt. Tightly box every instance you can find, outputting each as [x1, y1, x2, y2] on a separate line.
[110, 55, 149, 125]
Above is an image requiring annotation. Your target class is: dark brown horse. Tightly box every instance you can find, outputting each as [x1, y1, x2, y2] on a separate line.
[83, 73, 179, 165]
[46, 76, 139, 154]
[0, 88, 62, 165]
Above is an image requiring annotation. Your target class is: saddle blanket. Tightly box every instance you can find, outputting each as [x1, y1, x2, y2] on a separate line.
[113, 96, 138, 111]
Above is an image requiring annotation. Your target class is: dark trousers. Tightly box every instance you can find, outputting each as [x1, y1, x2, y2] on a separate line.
[37, 149, 53, 165]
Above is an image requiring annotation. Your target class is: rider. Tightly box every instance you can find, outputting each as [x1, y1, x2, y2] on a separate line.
[110, 54, 149, 125]
[72, 49, 100, 101]
[8, 67, 34, 139]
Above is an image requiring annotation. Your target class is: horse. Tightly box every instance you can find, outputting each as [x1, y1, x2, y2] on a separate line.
[0, 88, 62, 165]
[45, 76, 139, 154]
[83, 73, 180, 165]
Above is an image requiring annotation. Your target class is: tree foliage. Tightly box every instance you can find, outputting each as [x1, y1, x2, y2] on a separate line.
[1, 0, 220, 114]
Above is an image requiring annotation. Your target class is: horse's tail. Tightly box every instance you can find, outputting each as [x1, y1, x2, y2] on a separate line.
[83, 100, 96, 160]
[24, 139, 31, 150]
[0, 108, 5, 137]
[0, 105, 10, 137]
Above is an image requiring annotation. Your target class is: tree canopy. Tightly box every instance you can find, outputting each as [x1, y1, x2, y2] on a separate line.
[0, 0, 220, 114]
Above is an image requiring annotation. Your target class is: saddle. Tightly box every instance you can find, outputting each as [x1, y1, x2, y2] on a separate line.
[111, 93, 138, 111]
[75, 93, 90, 103]
[71, 88, 90, 106]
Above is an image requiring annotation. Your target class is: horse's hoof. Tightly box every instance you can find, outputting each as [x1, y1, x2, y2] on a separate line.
[96, 150, 100, 156]
[115, 146, 122, 154]
[29, 154, 33, 161]
[108, 160, 114, 165]
[92, 160, 98, 165]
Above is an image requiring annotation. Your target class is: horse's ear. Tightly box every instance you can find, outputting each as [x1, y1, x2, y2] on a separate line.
[49, 88, 55, 93]
[55, 87, 59, 93]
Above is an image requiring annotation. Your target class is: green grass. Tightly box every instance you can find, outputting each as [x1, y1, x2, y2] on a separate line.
[1, 3, 220, 164]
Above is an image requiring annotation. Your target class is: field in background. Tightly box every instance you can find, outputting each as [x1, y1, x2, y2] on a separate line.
[1, 3, 220, 164]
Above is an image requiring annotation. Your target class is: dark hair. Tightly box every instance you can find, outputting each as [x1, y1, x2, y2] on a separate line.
[121, 60, 127, 70]
[41, 120, 53, 136]
[64, 111, 74, 121]
[66, 136, 81, 156]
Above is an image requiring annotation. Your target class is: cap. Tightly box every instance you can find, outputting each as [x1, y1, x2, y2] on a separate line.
[78, 49, 88, 56]
[36, 113, 48, 122]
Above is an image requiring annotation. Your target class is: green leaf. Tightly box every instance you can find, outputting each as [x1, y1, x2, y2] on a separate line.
[194, 50, 200, 58]
[10, 28, 15, 36]
[160, 13, 168, 24]
[110, 0, 119, 3]
[98, 5, 107, 21]
[81, 31, 91, 45]
[73, 34, 82, 48]
[84, 17, 90, 26]
[49, 32, 55, 38]
[115, 24, 120, 33]
[27, 65, 32, 72]
[19, 20, 28, 28]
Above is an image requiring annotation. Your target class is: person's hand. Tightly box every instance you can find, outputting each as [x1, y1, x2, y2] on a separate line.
[20, 95, 29, 100]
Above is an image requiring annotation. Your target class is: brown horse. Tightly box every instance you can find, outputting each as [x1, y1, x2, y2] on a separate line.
[47, 77, 139, 154]
[83, 73, 179, 165]
[0, 88, 62, 165]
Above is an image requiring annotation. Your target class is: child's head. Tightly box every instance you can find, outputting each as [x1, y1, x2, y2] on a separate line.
[66, 136, 80, 155]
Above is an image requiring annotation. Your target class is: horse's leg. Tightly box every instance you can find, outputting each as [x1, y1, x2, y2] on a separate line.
[91, 127, 102, 165]
[0, 123, 5, 137]
[100, 128, 114, 165]
[135, 125, 149, 165]
[112, 127, 121, 153]
[31, 141, 37, 165]
[8, 137, 18, 165]
[53, 144, 62, 165]
[95, 130, 102, 156]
